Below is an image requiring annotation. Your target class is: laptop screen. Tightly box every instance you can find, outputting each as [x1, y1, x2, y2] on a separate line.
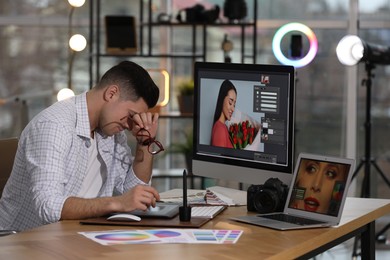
[286, 154, 354, 218]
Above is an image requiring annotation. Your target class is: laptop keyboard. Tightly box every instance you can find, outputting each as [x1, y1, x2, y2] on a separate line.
[260, 213, 326, 226]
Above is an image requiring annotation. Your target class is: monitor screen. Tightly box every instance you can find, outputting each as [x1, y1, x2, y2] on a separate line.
[192, 62, 295, 185]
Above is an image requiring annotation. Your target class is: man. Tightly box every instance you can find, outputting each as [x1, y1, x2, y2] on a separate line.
[0, 61, 162, 231]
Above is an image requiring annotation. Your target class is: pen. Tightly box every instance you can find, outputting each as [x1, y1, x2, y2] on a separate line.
[183, 169, 187, 208]
[179, 169, 191, 221]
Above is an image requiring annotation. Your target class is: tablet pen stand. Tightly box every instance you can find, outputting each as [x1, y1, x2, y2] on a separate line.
[179, 169, 192, 222]
[179, 205, 192, 222]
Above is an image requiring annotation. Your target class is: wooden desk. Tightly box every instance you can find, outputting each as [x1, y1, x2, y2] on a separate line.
[0, 197, 389, 259]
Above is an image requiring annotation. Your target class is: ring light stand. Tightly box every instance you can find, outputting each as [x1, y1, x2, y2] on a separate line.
[352, 62, 390, 197]
[351, 62, 390, 258]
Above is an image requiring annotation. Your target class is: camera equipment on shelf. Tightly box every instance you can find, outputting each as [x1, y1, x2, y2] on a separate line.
[223, 0, 247, 22]
[176, 4, 220, 24]
[247, 178, 288, 214]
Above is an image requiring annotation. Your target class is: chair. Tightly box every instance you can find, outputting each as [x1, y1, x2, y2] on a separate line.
[0, 137, 18, 197]
[0, 137, 18, 236]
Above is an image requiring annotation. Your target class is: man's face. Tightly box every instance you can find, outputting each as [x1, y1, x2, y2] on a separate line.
[99, 96, 148, 136]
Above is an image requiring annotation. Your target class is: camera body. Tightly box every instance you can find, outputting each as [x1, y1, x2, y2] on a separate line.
[247, 178, 288, 214]
[176, 4, 220, 24]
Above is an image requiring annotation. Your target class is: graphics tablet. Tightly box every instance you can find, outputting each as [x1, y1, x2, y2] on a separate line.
[129, 203, 179, 219]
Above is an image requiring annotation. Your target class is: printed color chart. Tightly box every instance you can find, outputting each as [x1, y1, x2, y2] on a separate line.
[79, 229, 243, 245]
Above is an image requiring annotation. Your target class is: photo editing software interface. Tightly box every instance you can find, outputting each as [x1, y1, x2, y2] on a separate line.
[193, 62, 295, 180]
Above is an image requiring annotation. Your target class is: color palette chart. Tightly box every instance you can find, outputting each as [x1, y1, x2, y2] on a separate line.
[192, 229, 242, 244]
[79, 229, 243, 246]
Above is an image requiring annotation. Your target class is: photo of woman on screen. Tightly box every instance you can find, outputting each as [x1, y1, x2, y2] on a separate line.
[288, 159, 349, 215]
[211, 79, 237, 148]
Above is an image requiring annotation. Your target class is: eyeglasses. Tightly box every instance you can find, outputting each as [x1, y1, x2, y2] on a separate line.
[136, 128, 164, 155]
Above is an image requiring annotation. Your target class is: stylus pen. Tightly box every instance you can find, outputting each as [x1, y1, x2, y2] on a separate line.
[183, 169, 187, 208]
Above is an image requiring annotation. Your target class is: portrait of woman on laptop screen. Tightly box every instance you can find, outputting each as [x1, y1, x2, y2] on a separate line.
[288, 159, 349, 216]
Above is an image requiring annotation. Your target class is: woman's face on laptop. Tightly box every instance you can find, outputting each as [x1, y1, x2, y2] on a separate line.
[291, 160, 348, 214]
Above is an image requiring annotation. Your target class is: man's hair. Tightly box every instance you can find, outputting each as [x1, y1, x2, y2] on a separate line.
[96, 61, 159, 108]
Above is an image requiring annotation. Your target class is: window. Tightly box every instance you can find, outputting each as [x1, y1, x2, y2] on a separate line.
[0, 0, 389, 193]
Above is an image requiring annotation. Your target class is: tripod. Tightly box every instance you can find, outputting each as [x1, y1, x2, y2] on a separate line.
[352, 62, 390, 258]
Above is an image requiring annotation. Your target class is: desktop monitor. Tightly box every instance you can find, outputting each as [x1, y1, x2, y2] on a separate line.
[192, 62, 295, 185]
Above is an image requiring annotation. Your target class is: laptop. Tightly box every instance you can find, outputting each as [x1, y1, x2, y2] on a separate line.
[231, 153, 355, 230]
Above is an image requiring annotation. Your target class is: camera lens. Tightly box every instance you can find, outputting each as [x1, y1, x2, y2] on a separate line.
[253, 190, 279, 214]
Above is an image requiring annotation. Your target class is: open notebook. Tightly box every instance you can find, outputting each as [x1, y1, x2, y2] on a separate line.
[231, 153, 355, 230]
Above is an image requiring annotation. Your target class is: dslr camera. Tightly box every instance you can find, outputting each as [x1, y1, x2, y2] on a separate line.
[247, 178, 288, 214]
[176, 4, 220, 24]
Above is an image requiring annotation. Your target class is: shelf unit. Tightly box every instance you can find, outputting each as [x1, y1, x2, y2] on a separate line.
[88, 0, 258, 86]
[88, 0, 258, 189]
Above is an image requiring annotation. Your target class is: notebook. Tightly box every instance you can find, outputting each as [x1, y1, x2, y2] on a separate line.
[231, 153, 355, 230]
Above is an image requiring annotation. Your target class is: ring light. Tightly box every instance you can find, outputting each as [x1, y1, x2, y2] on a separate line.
[272, 23, 318, 68]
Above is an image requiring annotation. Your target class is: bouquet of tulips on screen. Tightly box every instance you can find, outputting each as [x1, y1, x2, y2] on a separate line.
[228, 111, 260, 149]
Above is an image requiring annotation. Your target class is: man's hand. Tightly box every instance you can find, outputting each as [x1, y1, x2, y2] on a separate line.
[117, 185, 160, 212]
[61, 185, 160, 220]
[128, 112, 159, 138]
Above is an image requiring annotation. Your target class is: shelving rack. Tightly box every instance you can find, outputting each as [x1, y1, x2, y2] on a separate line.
[87, 0, 258, 189]
[88, 0, 258, 86]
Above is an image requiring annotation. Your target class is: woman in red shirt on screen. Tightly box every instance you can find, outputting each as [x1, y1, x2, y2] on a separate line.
[211, 79, 237, 148]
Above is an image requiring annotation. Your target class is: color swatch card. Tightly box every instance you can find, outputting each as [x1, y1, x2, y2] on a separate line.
[79, 229, 243, 246]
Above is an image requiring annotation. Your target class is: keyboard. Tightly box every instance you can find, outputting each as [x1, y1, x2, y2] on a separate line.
[191, 205, 226, 218]
[261, 213, 326, 226]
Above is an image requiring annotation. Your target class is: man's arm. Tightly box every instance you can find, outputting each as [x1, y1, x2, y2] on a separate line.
[61, 185, 160, 220]
[128, 112, 160, 183]
[132, 144, 154, 183]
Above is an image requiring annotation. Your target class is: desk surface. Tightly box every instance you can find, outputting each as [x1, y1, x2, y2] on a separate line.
[0, 197, 389, 260]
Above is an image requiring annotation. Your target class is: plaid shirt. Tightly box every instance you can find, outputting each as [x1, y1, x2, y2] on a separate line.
[0, 92, 145, 231]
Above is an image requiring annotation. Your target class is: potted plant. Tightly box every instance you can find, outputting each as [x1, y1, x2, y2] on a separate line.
[169, 130, 193, 173]
[176, 79, 194, 114]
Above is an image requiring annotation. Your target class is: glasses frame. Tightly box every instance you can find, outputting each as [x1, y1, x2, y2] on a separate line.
[136, 128, 164, 155]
